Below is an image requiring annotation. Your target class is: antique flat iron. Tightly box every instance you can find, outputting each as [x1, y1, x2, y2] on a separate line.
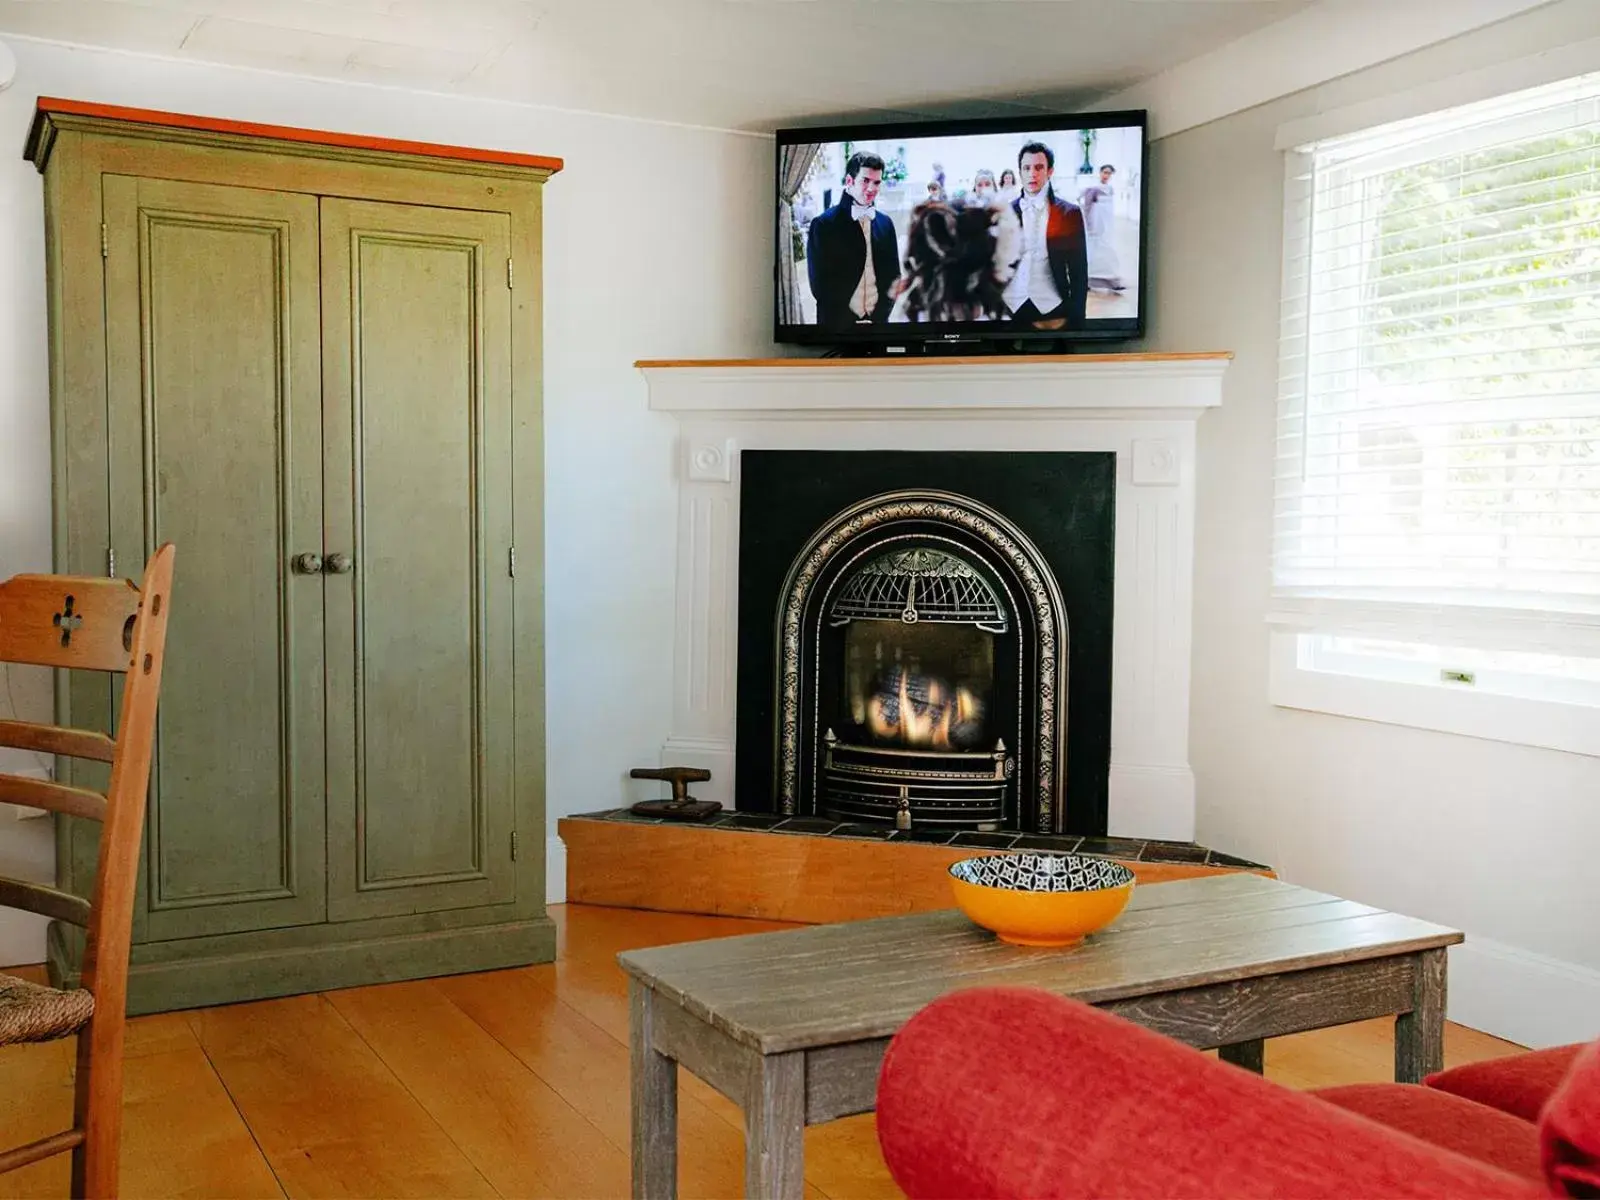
[629, 766, 722, 821]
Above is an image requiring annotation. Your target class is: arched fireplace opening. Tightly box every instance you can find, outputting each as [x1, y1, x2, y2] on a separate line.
[823, 547, 1010, 828]
[775, 490, 1068, 832]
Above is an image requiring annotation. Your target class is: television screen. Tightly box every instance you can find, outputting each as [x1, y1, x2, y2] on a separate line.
[775, 112, 1146, 348]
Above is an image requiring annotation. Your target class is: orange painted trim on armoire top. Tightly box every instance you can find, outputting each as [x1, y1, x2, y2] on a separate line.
[29, 96, 564, 175]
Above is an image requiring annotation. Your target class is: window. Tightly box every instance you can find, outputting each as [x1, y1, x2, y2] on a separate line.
[1272, 72, 1600, 751]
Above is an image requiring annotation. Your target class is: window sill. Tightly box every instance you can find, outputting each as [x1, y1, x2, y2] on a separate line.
[1267, 633, 1600, 758]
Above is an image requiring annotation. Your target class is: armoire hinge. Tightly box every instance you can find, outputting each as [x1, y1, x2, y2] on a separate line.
[508, 546, 517, 578]
[106, 547, 116, 578]
[510, 830, 519, 861]
[100, 223, 108, 259]
[506, 257, 514, 289]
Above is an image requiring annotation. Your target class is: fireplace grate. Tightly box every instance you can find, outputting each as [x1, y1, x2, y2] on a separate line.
[822, 737, 1012, 830]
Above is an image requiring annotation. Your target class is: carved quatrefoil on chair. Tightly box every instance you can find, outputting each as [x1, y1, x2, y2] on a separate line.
[52, 594, 84, 647]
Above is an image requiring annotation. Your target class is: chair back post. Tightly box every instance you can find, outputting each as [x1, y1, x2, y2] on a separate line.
[70, 544, 175, 1199]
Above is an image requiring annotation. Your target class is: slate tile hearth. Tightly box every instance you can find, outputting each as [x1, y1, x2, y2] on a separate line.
[774, 817, 843, 835]
[722, 812, 786, 830]
[1012, 834, 1085, 853]
[950, 832, 1026, 850]
[572, 808, 1270, 870]
[829, 823, 898, 841]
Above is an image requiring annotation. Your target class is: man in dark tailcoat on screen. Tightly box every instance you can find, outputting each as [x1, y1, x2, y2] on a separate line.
[807, 152, 901, 330]
[1003, 140, 1088, 329]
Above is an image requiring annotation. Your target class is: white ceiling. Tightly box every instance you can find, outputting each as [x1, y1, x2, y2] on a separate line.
[0, 0, 1313, 131]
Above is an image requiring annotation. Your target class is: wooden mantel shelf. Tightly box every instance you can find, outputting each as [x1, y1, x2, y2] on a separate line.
[636, 351, 1232, 369]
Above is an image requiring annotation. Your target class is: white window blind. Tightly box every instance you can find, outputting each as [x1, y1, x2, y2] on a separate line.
[1275, 72, 1600, 652]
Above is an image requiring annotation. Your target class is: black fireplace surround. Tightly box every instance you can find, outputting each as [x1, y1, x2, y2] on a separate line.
[736, 451, 1115, 836]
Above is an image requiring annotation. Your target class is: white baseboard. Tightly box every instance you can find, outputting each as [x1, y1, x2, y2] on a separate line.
[545, 833, 567, 906]
[1448, 938, 1600, 1049]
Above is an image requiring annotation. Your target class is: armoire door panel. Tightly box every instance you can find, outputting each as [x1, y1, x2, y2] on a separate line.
[321, 198, 516, 921]
[103, 175, 328, 940]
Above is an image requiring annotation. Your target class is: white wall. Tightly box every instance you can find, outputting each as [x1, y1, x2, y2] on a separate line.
[0, 38, 774, 962]
[1147, 0, 1600, 1046]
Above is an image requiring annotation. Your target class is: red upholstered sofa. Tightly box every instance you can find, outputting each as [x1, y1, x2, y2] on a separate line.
[876, 988, 1600, 1198]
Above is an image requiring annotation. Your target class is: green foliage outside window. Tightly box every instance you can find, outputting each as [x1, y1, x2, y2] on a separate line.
[1359, 125, 1600, 551]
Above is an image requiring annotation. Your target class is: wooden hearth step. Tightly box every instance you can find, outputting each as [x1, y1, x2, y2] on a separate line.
[559, 809, 1273, 926]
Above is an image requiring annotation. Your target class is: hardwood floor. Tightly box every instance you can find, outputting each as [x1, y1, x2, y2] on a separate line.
[0, 903, 1524, 1198]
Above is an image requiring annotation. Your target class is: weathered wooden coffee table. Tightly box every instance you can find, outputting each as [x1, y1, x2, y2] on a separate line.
[620, 872, 1462, 1199]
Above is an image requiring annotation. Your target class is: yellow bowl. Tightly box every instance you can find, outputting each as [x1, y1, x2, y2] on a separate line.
[949, 853, 1136, 948]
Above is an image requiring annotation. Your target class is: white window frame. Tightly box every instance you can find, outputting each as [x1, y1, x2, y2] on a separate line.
[1268, 60, 1600, 757]
[1268, 632, 1600, 757]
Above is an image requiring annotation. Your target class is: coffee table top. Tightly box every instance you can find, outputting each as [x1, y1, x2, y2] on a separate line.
[618, 873, 1462, 1054]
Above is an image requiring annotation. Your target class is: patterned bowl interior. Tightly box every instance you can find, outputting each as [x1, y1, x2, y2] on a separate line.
[949, 853, 1135, 894]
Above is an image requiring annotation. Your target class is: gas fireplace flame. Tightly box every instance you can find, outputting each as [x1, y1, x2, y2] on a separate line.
[866, 673, 982, 751]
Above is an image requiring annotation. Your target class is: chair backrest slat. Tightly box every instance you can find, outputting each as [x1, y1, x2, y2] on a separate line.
[0, 575, 141, 672]
[0, 720, 116, 764]
[0, 771, 109, 822]
[0, 876, 91, 927]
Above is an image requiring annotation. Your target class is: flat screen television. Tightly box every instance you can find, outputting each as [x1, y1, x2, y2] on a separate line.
[775, 110, 1148, 351]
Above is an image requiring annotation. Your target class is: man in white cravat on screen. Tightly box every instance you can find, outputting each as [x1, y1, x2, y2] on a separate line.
[806, 152, 901, 331]
[1003, 141, 1089, 329]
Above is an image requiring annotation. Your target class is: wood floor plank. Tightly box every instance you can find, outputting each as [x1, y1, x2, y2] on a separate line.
[119, 1046, 283, 1198]
[0, 1037, 73, 1197]
[1270, 1014, 1527, 1087]
[0, 1030, 277, 1198]
[542, 906, 809, 1122]
[803, 1115, 903, 1200]
[125, 1011, 203, 1060]
[189, 992, 495, 1199]
[1444, 1021, 1527, 1066]
[328, 978, 631, 1200]
[554, 904, 797, 961]
[436, 967, 800, 1200]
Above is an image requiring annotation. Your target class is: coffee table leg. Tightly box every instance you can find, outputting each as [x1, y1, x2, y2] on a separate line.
[746, 1051, 805, 1200]
[1219, 1040, 1265, 1073]
[631, 980, 678, 1199]
[1395, 948, 1447, 1083]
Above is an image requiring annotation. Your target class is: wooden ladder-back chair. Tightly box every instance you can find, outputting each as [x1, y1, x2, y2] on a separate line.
[0, 544, 175, 1197]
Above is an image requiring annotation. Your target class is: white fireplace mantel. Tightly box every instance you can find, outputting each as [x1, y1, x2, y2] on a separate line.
[641, 352, 1229, 841]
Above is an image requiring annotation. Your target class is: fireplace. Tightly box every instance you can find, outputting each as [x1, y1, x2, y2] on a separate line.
[775, 490, 1071, 831]
[821, 543, 1013, 829]
[737, 452, 1114, 835]
[638, 354, 1226, 848]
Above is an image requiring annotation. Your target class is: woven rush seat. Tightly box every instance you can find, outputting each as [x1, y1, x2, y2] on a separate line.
[0, 972, 94, 1045]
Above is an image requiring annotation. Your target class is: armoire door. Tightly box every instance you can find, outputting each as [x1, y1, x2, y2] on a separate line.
[319, 198, 517, 921]
[103, 175, 329, 940]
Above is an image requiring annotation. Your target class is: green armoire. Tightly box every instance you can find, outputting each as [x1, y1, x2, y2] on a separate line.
[26, 99, 560, 1014]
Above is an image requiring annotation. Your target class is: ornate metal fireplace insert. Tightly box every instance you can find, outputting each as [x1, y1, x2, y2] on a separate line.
[772, 490, 1069, 832]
